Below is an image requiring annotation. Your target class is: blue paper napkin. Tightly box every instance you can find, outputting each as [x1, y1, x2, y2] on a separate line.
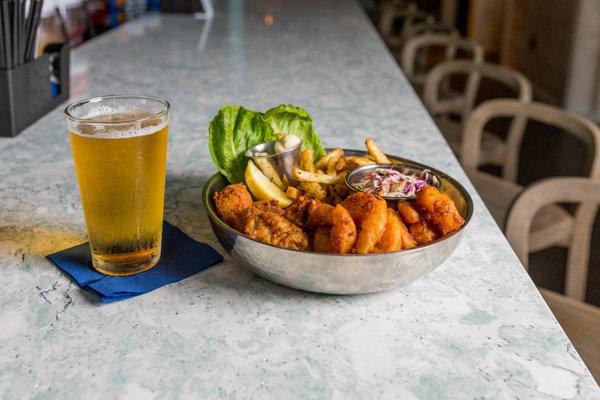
[46, 221, 223, 303]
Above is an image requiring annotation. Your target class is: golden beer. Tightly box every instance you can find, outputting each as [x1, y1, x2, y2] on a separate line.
[65, 96, 170, 275]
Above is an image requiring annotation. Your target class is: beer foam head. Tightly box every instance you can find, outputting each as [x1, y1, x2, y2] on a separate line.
[66, 96, 169, 139]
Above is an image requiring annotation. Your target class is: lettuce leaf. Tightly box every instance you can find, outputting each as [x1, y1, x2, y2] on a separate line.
[208, 104, 326, 183]
[263, 104, 326, 160]
[208, 105, 277, 183]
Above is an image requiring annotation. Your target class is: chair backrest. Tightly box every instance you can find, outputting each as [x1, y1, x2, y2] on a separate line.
[403, 22, 458, 44]
[401, 34, 484, 86]
[423, 61, 532, 122]
[379, 4, 434, 48]
[462, 99, 600, 182]
[377, 2, 417, 38]
[505, 177, 600, 300]
[399, 12, 436, 43]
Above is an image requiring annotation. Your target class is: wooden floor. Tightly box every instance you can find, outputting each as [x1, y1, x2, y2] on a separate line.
[542, 289, 600, 383]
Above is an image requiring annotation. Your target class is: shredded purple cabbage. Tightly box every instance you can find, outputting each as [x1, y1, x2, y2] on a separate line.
[354, 168, 433, 198]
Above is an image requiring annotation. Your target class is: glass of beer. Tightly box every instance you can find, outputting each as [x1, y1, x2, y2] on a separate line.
[65, 95, 170, 276]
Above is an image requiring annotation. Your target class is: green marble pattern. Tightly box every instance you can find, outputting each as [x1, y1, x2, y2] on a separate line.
[0, 0, 599, 398]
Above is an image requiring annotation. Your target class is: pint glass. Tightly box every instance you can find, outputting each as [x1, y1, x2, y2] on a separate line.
[65, 95, 170, 276]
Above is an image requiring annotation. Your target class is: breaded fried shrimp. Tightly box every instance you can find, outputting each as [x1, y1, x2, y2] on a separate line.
[306, 204, 334, 227]
[341, 192, 387, 254]
[416, 186, 464, 235]
[284, 196, 321, 227]
[398, 218, 417, 249]
[409, 219, 438, 245]
[313, 227, 332, 253]
[373, 208, 417, 252]
[307, 204, 356, 254]
[397, 200, 420, 224]
[330, 205, 357, 254]
[213, 183, 253, 226]
[374, 208, 403, 252]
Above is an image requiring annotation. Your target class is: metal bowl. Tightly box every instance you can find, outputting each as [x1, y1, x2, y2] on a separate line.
[202, 149, 474, 294]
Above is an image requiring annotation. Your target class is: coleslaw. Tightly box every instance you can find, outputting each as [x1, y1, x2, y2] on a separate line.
[354, 168, 434, 198]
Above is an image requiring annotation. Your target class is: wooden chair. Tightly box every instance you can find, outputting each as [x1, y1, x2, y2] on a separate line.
[505, 177, 600, 381]
[403, 22, 458, 44]
[378, 1, 417, 38]
[401, 34, 483, 93]
[378, 2, 434, 49]
[396, 12, 436, 47]
[423, 61, 532, 166]
[462, 101, 600, 293]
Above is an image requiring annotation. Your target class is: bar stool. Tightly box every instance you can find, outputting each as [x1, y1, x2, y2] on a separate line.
[462, 100, 600, 294]
[401, 34, 483, 94]
[423, 61, 532, 166]
[505, 177, 600, 381]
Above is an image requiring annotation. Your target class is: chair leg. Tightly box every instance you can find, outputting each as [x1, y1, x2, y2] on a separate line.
[565, 203, 597, 301]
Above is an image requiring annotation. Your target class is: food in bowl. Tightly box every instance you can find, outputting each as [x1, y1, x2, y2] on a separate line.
[213, 178, 464, 254]
[207, 104, 464, 255]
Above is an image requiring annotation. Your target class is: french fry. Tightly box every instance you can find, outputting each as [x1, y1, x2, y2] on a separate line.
[300, 149, 315, 172]
[335, 157, 346, 172]
[298, 181, 327, 200]
[365, 138, 390, 164]
[254, 157, 286, 190]
[326, 157, 339, 175]
[315, 148, 343, 170]
[345, 156, 376, 170]
[286, 186, 299, 200]
[293, 167, 346, 185]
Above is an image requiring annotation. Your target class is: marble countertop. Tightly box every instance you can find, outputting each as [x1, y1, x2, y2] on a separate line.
[1, 0, 598, 398]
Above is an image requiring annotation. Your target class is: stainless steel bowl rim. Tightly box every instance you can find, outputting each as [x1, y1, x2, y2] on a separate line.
[202, 149, 474, 258]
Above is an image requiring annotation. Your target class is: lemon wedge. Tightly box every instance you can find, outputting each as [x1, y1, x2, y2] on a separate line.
[245, 160, 292, 208]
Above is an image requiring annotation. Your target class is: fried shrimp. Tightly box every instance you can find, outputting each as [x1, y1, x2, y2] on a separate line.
[214, 178, 463, 254]
[398, 219, 418, 249]
[341, 192, 387, 254]
[330, 205, 357, 253]
[416, 186, 464, 235]
[307, 204, 356, 253]
[213, 183, 253, 226]
[306, 204, 334, 227]
[313, 227, 332, 252]
[409, 219, 438, 245]
[374, 208, 416, 252]
[374, 208, 403, 252]
[397, 200, 420, 224]
[284, 196, 321, 227]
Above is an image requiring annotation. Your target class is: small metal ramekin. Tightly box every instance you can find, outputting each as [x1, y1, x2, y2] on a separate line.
[244, 139, 302, 187]
[346, 163, 440, 200]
